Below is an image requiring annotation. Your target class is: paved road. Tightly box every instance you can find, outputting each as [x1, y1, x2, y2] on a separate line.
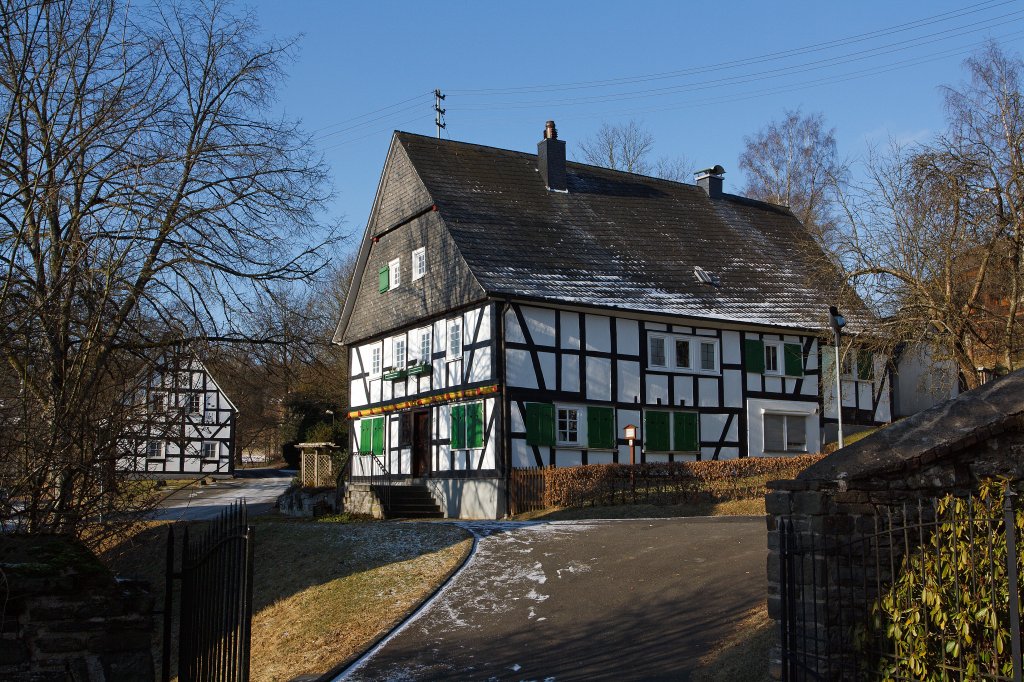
[149, 468, 294, 521]
[341, 517, 766, 681]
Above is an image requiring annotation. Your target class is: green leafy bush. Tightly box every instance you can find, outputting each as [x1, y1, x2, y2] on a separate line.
[867, 480, 1024, 681]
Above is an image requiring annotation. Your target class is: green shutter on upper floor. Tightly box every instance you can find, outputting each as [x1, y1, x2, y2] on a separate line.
[784, 343, 805, 377]
[673, 412, 699, 452]
[451, 404, 466, 449]
[378, 266, 389, 292]
[857, 350, 874, 380]
[525, 402, 555, 447]
[370, 417, 384, 456]
[745, 339, 765, 374]
[587, 406, 615, 449]
[467, 402, 484, 448]
[645, 410, 671, 452]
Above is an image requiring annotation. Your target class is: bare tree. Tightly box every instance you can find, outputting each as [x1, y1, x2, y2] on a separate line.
[739, 110, 846, 246]
[0, 0, 336, 538]
[837, 42, 1024, 388]
[577, 120, 693, 181]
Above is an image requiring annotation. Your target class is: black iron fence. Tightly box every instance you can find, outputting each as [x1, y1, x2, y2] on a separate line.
[779, 485, 1024, 681]
[163, 502, 256, 682]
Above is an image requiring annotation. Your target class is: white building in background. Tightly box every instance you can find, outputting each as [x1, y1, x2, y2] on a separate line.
[119, 349, 237, 476]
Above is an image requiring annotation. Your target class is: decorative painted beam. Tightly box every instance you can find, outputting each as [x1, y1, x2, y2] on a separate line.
[347, 383, 500, 418]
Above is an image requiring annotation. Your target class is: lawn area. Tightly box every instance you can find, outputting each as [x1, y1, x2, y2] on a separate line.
[690, 604, 774, 682]
[101, 515, 472, 681]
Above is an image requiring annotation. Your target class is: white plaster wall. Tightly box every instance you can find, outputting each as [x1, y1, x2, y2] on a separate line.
[561, 311, 581, 349]
[524, 307, 557, 346]
[425, 478, 504, 519]
[585, 314, 611, 352]
[586, 357, 612, 400]
[561, 355, 580, 393]
[617, 318, 639, 355]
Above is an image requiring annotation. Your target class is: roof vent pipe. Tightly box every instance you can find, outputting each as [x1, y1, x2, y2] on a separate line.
[695, 165, 725, 199]
[538, 120, 567, 192]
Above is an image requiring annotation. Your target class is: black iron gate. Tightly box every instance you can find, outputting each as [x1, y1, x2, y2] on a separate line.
[162, 502, 256, 682]
[779, 488, 1024, 681]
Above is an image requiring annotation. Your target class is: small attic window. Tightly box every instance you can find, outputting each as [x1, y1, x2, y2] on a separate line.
[694, 266, 718, 286]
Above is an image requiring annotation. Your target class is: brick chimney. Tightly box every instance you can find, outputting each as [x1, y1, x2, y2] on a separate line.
[538, 120, 567, 192]
[695, 165, 725, 199]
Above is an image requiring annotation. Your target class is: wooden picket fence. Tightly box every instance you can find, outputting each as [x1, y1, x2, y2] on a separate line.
[509, 468, 547, 515]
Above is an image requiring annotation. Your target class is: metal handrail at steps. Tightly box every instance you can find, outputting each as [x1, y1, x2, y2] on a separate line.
[351, 451, 392, 516]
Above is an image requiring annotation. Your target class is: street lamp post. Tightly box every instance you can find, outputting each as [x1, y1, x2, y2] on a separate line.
[828, 306, 846, 449]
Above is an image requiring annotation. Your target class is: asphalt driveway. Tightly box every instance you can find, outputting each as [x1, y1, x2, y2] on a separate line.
[340, 516, 766, 681]
[149, 467, 294, 521]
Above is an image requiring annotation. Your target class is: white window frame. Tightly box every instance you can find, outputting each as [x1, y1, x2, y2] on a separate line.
[555, 404, 586, 446]
[150, 392, 166, 413]
[393, 336, 407, 370]
[419, 328, 431, 364]
[369, 346, 382, 378]
[189, 393, 203, 414]
[762, 412, 808, 454]
[389, 258, 401, 288]
[147, 440, 166, 459]
[698, 339, 719, 374]
[201, 441, 218, 459]
[447, 318, 463, 362]
[412, 247, 427, 281]
[674, 338, 692, 370]
[649, 335, 667, 368]
[764, 341, 783, 376]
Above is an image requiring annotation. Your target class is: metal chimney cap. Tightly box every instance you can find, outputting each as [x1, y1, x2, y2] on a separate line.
[694, 164, 726, 179]
[544, 120, 558, 140]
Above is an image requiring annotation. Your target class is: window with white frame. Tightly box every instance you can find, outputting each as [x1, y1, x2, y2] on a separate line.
[189, 393, 203, 414]
[201, 442, 218, 459]
[649, 335, 667, 367]
[370, 346, 382, 377]
[412, 247, 427, 280]
[389, 258, 401, 288]
[647, 332, 719, 374]
[674, 338, 691, 369]
[763, 413, 808, 453]
[764, 341, 782, 375]
[147, 440, 166, 458]
[699, 340, 719, 372]
[556, 406, 582, 445]
[393, 337, 407, 369]
[447, 318, 462, 361]
[150, 392, 166, 413]
[419, 329, 431, 364]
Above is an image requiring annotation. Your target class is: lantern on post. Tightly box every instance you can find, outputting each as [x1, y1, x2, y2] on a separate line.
[624, 424, 638, 466]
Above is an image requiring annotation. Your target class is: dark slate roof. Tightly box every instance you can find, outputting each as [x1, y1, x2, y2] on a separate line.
[798, 369, 1024, 483]
[379, 132, 871, 332]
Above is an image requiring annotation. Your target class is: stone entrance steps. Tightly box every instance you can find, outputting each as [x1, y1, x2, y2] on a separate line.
[380, 484, 444, 519]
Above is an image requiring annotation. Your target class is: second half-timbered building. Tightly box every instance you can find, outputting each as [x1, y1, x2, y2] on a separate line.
[335, 122, 890, 519]
[119, 349, 237, 477]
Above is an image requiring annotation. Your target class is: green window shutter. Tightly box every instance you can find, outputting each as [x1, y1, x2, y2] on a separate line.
[451, 405, 466, 449]
[745, 339, 765, 374]
[587, 406, 615, 449]
[673, 412, 699, 452]
[645, 411, 670, 452]
[525, 403, 555, 447]
[371, 417, 384, 455]
[467, 402, 484, 448]
[857, 350, 874, 380]
[360, 419, 372, 453]
[784, 343, 804, 377]
[378, 266, 389, 292]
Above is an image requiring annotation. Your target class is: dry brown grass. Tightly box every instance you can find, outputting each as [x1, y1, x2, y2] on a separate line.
[249, 520, 471, 681]
[101, 516, 472, 682]
[690, 603, 774, 682]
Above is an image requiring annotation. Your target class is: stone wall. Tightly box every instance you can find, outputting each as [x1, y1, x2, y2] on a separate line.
[0, 536, 154, 681]
[765, 421, 1024, 679]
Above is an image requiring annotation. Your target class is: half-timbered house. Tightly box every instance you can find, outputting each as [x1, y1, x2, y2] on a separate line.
[335, 122, 890, 519]
[119, 350, 237, 476]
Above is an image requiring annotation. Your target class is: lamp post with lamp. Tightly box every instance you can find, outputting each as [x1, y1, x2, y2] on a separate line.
[624, 424, 637, 466]
[828, 306, 846, 449]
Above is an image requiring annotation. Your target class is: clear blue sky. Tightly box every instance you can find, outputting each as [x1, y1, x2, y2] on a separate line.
[246, 0, 1024, 258]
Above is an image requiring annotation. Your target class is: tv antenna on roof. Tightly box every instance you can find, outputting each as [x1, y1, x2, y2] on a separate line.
[434, 89, 446, 139]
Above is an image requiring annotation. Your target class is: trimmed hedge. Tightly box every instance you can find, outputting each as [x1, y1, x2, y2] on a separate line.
[539, 455, 825, 508]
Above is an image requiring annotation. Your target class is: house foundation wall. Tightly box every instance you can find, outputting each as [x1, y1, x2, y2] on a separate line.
[425, 477, 504, 519]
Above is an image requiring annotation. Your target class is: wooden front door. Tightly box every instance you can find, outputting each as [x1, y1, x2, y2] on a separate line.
[412, 410, 431, 477]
